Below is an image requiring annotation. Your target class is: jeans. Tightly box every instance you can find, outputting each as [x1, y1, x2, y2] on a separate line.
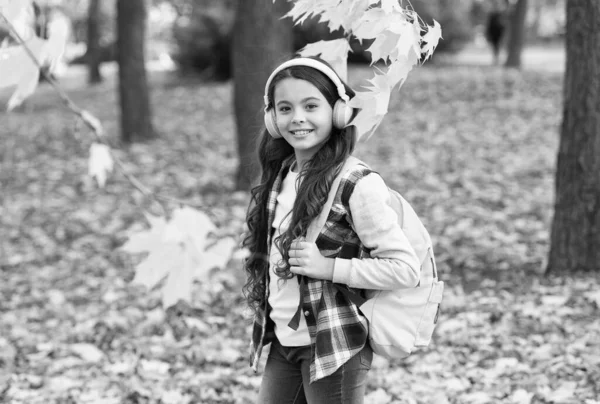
[257, 339, 373, 404]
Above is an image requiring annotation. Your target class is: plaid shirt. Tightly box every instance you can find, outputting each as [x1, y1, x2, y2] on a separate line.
[249, 155, 377, 383]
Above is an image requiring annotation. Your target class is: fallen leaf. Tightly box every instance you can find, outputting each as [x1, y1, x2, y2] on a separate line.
[70, 343, 105, 363]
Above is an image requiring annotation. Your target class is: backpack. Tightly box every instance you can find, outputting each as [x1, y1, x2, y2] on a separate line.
[306, 156, 444, 360]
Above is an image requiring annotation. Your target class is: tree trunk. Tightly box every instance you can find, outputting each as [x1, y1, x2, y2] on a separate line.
[117, 0, 154, 143]
[87, 0, 102, 84]
[547, 0, 600, 274]
[232, 0, 293, 191]
[504, 0, 528, 68]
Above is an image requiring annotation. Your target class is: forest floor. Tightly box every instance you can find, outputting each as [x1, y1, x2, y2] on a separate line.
[1, 45, 600, 404]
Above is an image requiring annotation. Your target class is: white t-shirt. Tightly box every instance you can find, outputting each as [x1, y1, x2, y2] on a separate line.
[268, 169, 311, 346]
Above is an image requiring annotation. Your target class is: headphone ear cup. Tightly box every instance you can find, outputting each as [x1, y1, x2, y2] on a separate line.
[332, 100, 354, 129]
[264, 108, 282, 138]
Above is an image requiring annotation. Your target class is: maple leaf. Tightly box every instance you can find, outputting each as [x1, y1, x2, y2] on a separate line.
[421, 20, 442, 62]
[365, 72, 392, 115]
[386, 58, 414, 89]
[351, 8, 394, 39]
[0, 3, 71, 110]
[320, 0, 369, 33]
[0, 37, 44, 110]
[195, 237, 238, 281]
[349, 81, 390, 142]
[283, 0, 329, 25]
[162, 237, 195, 308]
[380, 0, 403, 14]
[298, 39, 350, 80]
[365, 31, 399, 64]
[0, 0, 35, 41]
[164, 206, 216, 252]
[122, 208, 236, 308]
[123, 214, 177, 290]
[43, 10, 71, 73]
[394, 18, 421, 61]
[88, 143, 114, 188]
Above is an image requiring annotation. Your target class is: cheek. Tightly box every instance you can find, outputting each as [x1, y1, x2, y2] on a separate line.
[275, 113, 289, 129]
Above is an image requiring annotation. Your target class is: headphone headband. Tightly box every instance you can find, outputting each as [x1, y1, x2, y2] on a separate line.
[263, 58, 350, 108]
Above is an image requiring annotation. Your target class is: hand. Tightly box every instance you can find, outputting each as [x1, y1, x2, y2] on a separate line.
[288, 238, 335, 280]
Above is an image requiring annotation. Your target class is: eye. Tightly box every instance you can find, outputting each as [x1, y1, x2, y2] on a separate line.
[306, 104, 318, 110]
[278, 106, 291, 113]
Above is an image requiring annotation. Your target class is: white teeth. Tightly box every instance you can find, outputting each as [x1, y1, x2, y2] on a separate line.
[292, 130, 312, 135]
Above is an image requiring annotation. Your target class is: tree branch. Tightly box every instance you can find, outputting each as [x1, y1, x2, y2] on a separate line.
[0, 10, 205, 214]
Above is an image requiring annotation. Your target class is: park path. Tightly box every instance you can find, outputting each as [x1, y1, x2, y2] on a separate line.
[52, 41, 567, 92]
[446, 42, 565, 73]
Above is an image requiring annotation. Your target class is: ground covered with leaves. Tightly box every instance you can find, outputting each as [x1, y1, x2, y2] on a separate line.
[1, 60, 599, 404]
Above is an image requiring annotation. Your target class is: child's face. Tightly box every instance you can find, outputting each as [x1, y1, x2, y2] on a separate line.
[273, 77, 334, 163]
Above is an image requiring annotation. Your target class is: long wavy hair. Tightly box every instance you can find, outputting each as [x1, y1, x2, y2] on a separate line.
[242, 56, 358, 313]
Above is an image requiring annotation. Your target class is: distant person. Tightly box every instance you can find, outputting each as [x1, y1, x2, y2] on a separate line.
[242, 56, 420, 403]
[485, 10, 507, 65]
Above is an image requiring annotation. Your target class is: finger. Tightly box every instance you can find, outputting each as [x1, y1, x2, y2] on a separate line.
[292, 236, 307, 245]
[288, 257, 301, 266]
[291, 241, 308, 251]
[290, 266, 303, 275]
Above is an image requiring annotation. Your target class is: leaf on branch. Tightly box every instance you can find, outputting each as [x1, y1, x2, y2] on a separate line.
[122, 208, 236, 308]
[395, 17, 421, 62]
[44, 10, 71, 71]
[380, 0, 403, 14]
[0, 0, 35, 41]
[283, 0, 325, 25]
[165, 206, 216, 251]
[0, 5, 70, 110]
[123, 214, 177, 290]
[354, 10, 419, 65]
[0, 37, 44, 110]
[298, 39, 350, 80]
[421, 20, 442, 62]
[364, 31, 398, 65]
[386, 58, 414, 90]
[349, 73, 392, 141]
[348, 97, 384, 142]
[81, 110, 104, 136]
[365, 73, 393, 115]
[352, 8, 404, 39]
[320, 0, 369, 33]
[195, 237, 238, 281]
[162, 238, 195, 308]
[88, 143, 114, 188]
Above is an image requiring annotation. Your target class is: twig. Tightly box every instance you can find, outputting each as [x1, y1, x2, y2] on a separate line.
[0, 10, 205, 214]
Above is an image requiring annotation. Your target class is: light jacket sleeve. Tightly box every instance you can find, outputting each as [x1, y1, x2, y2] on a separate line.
[331, 172, 420, 290]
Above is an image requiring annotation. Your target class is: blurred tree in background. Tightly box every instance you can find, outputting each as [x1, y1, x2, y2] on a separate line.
[117, 0, 154, 143]
[232, 0, 293, 190]
[86, 0, 101, 84]
[170, 0, 233, 80]
[548, 0, 600, 274]
[505, 0, 528, 68]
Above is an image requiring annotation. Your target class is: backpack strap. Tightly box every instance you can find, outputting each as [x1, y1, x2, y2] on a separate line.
[305, 156, 363, 244]
[288, 156, 364, 331]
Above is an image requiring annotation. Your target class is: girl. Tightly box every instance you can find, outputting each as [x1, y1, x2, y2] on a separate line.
[243, 56, 421, 404]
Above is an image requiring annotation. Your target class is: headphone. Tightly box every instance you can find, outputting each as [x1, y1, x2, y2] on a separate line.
[263, 58, 355, 139]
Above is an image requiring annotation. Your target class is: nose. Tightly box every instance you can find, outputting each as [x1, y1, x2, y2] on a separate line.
[291, 110, 306, 124]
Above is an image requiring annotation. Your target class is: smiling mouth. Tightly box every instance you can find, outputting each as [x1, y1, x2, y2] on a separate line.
[291, 130, 313, 136]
